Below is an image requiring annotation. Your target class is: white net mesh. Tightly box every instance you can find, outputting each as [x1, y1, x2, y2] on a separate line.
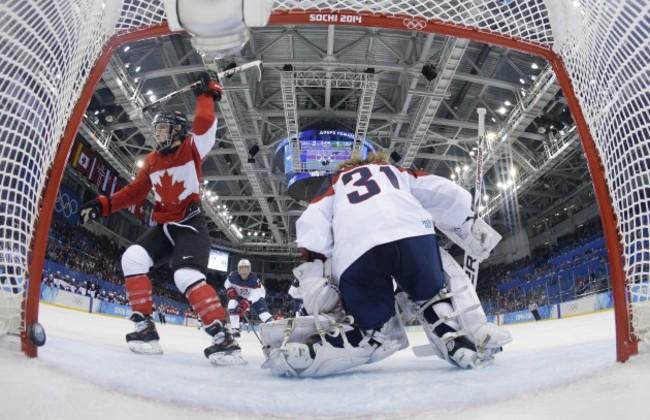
[549, 0, 650, 344]
[0, 0, 164, 336]
[0, 0, 648, 352]
[273, 0, 554, 45]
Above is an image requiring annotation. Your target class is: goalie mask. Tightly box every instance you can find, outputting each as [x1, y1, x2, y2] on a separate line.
[152, 111, 190, 152]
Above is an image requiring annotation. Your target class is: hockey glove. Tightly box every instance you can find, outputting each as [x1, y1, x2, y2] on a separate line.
[226, 287, 238, 300]
[223, 62, 237, 79]
[79, 197, 109, 224]
[237, 298, 250, 313]
[193, 70, 223, 101]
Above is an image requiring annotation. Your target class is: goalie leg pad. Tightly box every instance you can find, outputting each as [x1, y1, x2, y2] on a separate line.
[293, 261, 341, 315]
[440, 250, 512, 352]
[261, 314, 406, 377]
[264, 341, 372, 377]
[377, 304, 410, 354]
[440, 249, 486, 331]
[260, 315, 336, 357]
[303, 278, 341, 315]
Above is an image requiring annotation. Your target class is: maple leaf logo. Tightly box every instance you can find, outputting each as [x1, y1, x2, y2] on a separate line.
[153, 171, 186, 203]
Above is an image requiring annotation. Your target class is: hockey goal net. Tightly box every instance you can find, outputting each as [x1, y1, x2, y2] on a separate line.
[0, 0, 647, 360]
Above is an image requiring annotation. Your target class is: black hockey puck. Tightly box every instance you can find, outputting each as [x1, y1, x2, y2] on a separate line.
[28, 322, 46, 346]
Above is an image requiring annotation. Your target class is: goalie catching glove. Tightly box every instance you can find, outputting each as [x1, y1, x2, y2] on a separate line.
[438, 217, 501, 262]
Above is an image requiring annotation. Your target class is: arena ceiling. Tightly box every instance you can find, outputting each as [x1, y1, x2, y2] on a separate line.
[79, 22, 595, 261]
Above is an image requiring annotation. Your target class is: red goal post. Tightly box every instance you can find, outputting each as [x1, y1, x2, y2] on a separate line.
[0, 0, 646, 362]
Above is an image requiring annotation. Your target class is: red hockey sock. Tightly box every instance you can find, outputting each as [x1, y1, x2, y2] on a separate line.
[186, 281, 225, 326]
[125, 274, 153, 315]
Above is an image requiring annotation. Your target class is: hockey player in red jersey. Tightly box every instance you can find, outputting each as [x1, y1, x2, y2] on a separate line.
[79, 71, 244, 366]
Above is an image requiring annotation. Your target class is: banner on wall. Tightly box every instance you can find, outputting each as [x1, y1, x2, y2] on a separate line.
[54, 187, 82, 224]
[68, 138, 154, 225]
[502, 304, 555, 324]
[69, 139, 95, 177]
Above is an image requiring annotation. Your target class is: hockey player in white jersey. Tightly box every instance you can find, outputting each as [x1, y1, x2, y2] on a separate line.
[261, 152, 510, 377]
[224, 258, 274, 337]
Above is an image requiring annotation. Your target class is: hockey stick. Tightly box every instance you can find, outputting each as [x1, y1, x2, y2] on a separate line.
[241, 310, 264, 346]
[219, 59, 263, 82]
[464, 108, 487, 289]
[135, 60, 263, 115]
[141, 81, 201, 113]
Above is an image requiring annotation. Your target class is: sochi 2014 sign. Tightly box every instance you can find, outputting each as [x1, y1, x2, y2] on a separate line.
[308, 13, 363, 24]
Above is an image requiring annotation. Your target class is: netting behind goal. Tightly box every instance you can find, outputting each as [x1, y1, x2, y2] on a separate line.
[0, 0, 647, 360]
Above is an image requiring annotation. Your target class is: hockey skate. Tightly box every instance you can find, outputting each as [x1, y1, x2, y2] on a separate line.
[230, 328, 241, 338]
[204, 322, 246, 366]
[410, 322, 511, 363]
[126, 312, 163, 355]
[441, 332, 486, 369]
[401, 290, 494, 369]
[472, 322, 512, 359]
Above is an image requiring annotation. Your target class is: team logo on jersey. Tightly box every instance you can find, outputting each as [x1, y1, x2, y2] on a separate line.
[150, 161, 199, 203]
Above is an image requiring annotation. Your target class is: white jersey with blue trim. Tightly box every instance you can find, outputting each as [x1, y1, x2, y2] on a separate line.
[296, 162, 474, 279]
[224, 272, 264, 300]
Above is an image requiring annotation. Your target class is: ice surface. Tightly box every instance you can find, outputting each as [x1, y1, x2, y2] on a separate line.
[0, 305, 648, 419]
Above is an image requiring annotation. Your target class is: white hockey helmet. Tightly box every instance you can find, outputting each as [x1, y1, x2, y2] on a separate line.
[237, 258, 251, 278]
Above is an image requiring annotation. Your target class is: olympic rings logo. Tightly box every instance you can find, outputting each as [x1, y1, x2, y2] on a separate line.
[55, 192, 79, 218]
[403, 18, 427, 31]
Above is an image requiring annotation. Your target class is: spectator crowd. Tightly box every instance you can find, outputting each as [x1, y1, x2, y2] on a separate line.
[37, 214, 613, 321]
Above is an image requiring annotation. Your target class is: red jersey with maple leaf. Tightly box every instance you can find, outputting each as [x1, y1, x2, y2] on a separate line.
[108, 94, 217, 224]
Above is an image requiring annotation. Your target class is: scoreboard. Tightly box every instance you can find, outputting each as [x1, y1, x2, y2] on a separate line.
[273, 130, 376, 202]
[278, 130, 375, 174]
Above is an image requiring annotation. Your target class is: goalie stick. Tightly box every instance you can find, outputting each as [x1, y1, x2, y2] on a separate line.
[134, 60, 263, 116]
[464, 108, 487, 289]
